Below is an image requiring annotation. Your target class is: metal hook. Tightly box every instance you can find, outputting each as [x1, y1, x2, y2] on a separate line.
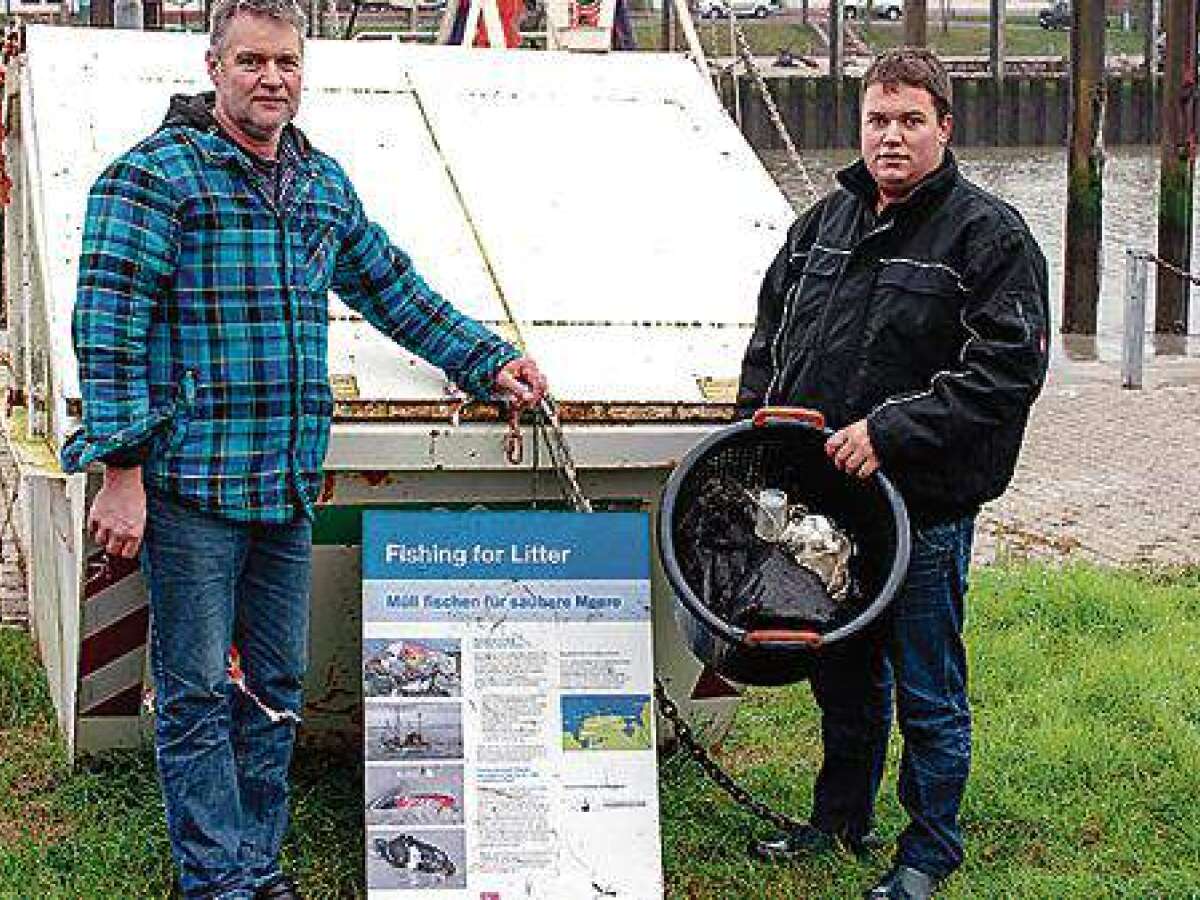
[504, 406, 524, 466]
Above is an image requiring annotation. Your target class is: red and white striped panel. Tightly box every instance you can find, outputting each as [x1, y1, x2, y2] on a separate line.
[78, 552, 147, 717]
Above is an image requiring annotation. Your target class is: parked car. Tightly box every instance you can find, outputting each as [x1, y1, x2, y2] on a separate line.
[843, 0, 903, 21]
[697, 0, 780, 19]
[1037, 0, 1070, 29]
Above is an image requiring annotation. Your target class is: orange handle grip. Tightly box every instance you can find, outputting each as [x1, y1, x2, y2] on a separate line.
[744, 629, 823, 648]
[751, 406, 826, 430]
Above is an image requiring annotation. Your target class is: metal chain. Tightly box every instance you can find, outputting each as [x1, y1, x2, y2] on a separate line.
[1140, 251, 1200, 287]
[529, 397, 802, 833]
[654, 678, 803, 833]
[532, 398, 592, 513]
[729, 22, 821, 205]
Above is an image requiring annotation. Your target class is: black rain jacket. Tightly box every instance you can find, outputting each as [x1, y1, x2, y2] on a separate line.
[737, 152, 1050, 525]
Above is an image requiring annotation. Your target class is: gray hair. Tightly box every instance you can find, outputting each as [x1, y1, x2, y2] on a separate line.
[209, 0, 308, 54]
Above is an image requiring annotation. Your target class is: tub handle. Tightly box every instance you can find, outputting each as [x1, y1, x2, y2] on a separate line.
[744, 629, 824, 648]
[751, 407, 826, 430]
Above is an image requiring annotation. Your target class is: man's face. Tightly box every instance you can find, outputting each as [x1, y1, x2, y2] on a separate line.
[860, 82, 952, 204]
[206, 12, 303, 148]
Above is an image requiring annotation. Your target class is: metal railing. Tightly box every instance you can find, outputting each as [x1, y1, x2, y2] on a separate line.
[1122, 249, 1200, 389]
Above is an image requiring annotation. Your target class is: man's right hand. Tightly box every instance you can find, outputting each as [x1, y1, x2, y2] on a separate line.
[89, 465, 146, 559]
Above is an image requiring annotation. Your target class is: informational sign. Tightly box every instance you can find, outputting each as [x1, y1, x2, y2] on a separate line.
[361, 510, 663, 899]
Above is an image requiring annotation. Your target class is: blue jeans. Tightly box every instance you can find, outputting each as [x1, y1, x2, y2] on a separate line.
[141, 489, 311, 899]
[809, 516, 974, 881]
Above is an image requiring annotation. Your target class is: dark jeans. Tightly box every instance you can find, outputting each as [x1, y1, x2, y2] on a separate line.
[809, 516, 974, 881]
[142, 490, 312, 899]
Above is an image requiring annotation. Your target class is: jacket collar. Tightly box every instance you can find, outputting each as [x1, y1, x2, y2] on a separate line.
[835, 149, 958, 219]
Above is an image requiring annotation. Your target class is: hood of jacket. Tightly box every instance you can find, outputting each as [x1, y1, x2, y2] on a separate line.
[159, 91, 312, 155]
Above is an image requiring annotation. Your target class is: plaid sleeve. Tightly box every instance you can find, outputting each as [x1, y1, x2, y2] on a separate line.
[329, 175, 519, 400]
[61, 154, 182, 473]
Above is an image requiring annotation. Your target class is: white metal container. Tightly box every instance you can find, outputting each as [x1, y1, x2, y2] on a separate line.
[3, 25, 795, 759]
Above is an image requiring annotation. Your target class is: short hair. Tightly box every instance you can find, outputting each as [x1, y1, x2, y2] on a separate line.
[209, 0, 308, 54]
[863, 46, 953, 121]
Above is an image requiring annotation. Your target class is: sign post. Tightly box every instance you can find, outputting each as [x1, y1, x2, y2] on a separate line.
[362, 510, 663, 898]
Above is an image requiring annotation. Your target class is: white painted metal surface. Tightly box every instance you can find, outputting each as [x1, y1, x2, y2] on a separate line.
[410, 49, 789, 328]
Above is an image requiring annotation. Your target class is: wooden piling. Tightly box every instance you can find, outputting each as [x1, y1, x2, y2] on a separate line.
[1143, 0, 1159, 141]
[989, 0, 1006, 81]
[1062, 0, 1106, 335]
[989, 0, 1006, 145]
[829, 0, 845, 148]
[904, 0, 927, 45]
[1156, 0, 1198, 336]
[91, 0, 115, 25]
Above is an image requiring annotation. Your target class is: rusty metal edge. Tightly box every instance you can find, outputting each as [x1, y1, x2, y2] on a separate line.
[331, 400, 738, 423]
[65, 397, 737, 424]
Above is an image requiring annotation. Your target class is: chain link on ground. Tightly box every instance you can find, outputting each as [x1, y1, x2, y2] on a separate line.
[654, 677, 805, 834]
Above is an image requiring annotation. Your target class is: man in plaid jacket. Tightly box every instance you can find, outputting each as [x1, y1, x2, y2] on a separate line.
[62, 0, 545, 896]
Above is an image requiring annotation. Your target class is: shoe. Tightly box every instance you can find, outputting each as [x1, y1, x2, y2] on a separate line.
[255, 875, 302, 900]
[751, 823, 835, 861]
[751, 824, 885, 862]
[846, 830, 889, 857]
[864, 864, 938, 899]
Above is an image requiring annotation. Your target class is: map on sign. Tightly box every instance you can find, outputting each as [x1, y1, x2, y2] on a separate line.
[561, 694, 653, 751]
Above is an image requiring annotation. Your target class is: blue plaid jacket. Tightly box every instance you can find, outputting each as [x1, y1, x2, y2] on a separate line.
[63, 108, 518, 523]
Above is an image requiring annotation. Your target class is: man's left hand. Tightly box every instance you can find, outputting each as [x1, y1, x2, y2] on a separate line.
[825, 419, 879, 479]
[495, 356, 548, 411]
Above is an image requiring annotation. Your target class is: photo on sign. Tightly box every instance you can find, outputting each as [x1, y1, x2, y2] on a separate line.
[367, 828, 467, 890]
[363, 637, 462, 699]
[366, 701, 465, 761]
[561, 694, 654, 751]
[365, 764, 465, 827]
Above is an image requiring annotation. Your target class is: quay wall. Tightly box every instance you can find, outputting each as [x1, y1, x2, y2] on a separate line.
[725, 74, 1161, 149]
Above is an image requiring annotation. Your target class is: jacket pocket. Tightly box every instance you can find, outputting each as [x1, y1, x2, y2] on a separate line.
[780, 246, 844, 348]
[874, 263, 963, 336]
[869, 263, 965, 377]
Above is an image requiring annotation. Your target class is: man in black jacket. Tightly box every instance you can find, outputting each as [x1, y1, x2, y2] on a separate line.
[740, 48, 1049, 898]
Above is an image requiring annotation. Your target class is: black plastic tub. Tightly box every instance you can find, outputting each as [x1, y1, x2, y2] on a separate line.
[658, 408, 911, 687]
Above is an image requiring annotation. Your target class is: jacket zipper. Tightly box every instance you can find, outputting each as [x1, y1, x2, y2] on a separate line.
[838, 218, 894, 416]
[765, 280, 798, 404]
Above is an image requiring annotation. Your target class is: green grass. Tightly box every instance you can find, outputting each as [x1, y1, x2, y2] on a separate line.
[635, 20, 822, 56]
[663, 563, 1200, 898]
[854, 22, 1150, 57]
[3, 564, 1200, 897]
[0, 629, 361, 898]
[633, 20, 1149, 58]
